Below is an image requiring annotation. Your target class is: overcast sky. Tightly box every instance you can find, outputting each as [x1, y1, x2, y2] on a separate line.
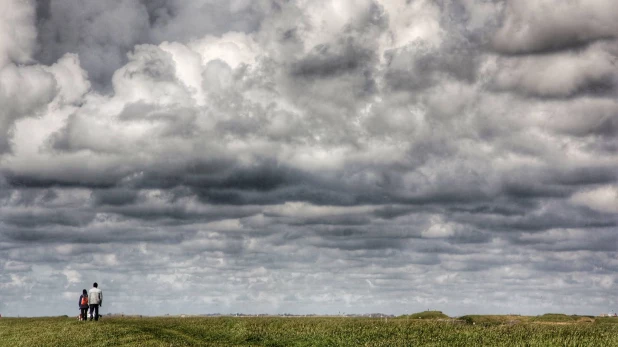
[1, 0, 617, 317]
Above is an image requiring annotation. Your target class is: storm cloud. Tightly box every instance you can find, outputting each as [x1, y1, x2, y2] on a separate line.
[0, 0, 616, 317]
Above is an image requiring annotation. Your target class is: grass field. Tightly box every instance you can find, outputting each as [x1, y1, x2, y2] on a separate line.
[1, 315, 617, 346]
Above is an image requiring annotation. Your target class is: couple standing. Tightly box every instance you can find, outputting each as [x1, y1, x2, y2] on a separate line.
[78, 282, 103, 321]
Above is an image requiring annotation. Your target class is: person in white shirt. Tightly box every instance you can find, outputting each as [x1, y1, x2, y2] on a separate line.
[88, 282, 103, 321]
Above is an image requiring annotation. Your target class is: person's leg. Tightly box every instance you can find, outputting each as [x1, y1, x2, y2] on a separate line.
[94, 304, 99, 321]
[82, 308, 88, 321]
[89, 305, 94, 320]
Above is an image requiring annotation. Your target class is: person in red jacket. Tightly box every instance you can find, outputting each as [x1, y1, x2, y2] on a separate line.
[78, 289, 88, 321]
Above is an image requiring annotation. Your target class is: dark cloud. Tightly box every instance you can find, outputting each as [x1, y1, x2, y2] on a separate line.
[0, 223, 189, 245]
[91, 188, 138, 206]
[144, 0, 268, 41]
[2, 170, 121, 189]
[34, 0, 271, 90]
[291, 39, 374, 79]
[2, 210, 95, 228]
[35, 0, 151, 89]
[384, 37, 480, 91]
[490, 46, 618, 98]
[451, 201, 617, 233]
[492, 1, 618, 55]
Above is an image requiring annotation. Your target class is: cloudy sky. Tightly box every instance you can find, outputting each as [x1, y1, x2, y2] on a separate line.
[1, 0, 617, 317]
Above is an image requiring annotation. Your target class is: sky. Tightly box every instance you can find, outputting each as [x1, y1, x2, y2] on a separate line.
[0, 0, 617, 317]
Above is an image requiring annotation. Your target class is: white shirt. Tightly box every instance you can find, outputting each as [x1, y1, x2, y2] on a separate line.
[88, 287, 103, 305]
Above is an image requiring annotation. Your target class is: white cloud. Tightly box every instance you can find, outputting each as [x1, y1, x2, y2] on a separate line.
[0, 0, 37, 67]
[570, 186, 618, 214]
[0, 0, 616, 318]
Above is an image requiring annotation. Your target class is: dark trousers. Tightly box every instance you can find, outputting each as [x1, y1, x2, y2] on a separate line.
[89, 304, 99, 321]
[80, 308, 88, 321]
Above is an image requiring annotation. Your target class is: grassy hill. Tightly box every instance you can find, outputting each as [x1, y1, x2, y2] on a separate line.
[531, 314, 592, 323]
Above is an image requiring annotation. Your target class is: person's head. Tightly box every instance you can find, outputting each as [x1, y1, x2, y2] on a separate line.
[93, 282, 98, 288]
[82, 289, 87, 295]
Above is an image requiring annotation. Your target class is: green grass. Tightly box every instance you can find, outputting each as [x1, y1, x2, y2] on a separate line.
[459, 314, 598, 326]
[1, 316, 618, 346]
[458, 315, 528, 326]
[400, 311, 450, 320]
[531, 314, 586, 323]
[595, 317, 618, 325]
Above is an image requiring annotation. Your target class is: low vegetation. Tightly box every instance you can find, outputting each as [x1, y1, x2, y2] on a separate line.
[530, 314, 593, 323]
[595, 316, 618, 325]
[1, 315, 617, 346]
[400, 310, 450, 320]
[459, 314, 603, 325]
[458, 315, 527, 326]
